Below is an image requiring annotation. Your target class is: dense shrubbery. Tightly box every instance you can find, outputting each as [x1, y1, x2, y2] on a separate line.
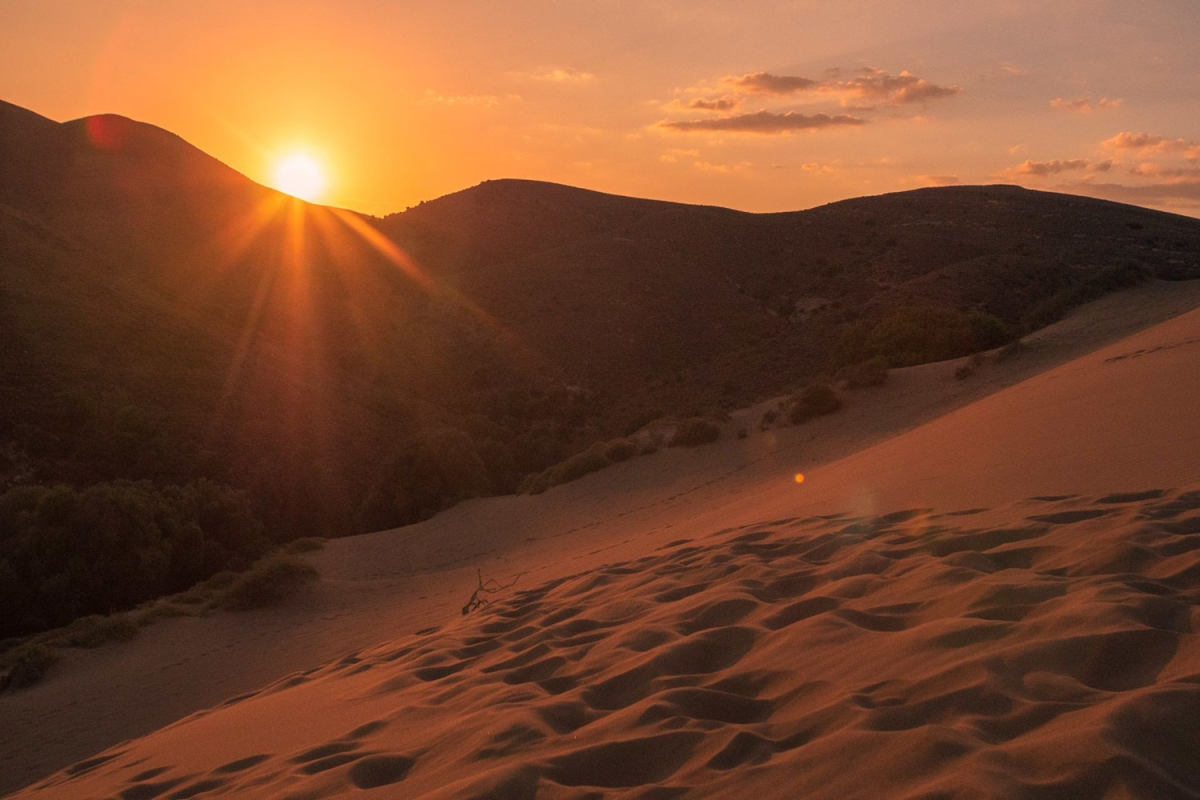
[0, 479, 267, 638]
[1022, 263, 1151, 331]
[669, 418, 721, 447]
[837, 306, 1015, 369]
[788, 383, 843, 424]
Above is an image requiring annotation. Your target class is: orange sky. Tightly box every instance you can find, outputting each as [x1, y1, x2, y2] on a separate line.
[3, 1, 1199, 217]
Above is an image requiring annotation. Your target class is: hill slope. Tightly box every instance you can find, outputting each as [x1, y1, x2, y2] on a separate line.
[10, 258, 1200, 800]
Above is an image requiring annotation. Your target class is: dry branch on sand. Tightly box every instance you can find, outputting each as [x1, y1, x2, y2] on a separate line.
[461, 569, 524, 615]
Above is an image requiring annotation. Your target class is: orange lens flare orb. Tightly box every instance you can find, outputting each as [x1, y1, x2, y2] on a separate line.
[272, 153, 327, 202]
[794, 473, 805, 484]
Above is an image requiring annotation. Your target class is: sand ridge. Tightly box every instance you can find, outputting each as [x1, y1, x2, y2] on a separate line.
[18, 488, 1200, 798]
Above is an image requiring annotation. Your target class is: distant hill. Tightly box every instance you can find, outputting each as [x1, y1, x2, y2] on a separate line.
[2, 98, 1198, 635]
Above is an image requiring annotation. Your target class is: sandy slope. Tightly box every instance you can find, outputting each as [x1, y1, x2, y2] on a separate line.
[4, 280, 1200, 798]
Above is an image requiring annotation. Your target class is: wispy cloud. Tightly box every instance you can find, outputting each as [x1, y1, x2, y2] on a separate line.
[657, 110, 866, 135]
[524, 67, 595, 84]
[719, 67, 962, 107]
[726, 73, 818, 95]
[1050, 96, 1122, 113]
[1103, 132, 1200, 158]
[1016, 158, 1112, 176]
[685, 97, 741, 112]
[422, 90, 511, 108]
[913, 175, 962, 186]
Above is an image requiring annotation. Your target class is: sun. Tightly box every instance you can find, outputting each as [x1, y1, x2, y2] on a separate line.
[272, 152, 327, 202]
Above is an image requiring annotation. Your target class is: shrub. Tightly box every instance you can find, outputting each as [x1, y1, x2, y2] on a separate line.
[134, 602, 192, 626]
[221, 555, 318, 611]
[955, 353, 986, 381]
[0, 479, 268, 639]
[994, 339, 1025, 362]
[604, 439, 638, 463]
[837, 306, 1015, 368]
[737, 428, 748, 440]
[788, 383, 843, 424]
[668, 418, 721, 448]
[284, 537, 326, 555]
[836, 357, 889, 389]
[550, 445, 611, 485]
[4, 644, 58, 691]
[759, 408, 779, 430]
[64, 614, 139, 648]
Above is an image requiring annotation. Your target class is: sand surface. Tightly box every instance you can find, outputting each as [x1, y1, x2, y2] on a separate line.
[4, 280, 1200, 798]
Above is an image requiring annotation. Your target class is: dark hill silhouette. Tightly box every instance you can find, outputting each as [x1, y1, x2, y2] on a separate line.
[2, 98, 1199, 636]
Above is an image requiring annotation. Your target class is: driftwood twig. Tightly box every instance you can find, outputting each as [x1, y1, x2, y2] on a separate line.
[462, 569, 523, 615]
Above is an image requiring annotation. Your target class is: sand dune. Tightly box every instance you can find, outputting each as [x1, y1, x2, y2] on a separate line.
[5, 281, 1200, 798]
[18, 488, 1200, 799]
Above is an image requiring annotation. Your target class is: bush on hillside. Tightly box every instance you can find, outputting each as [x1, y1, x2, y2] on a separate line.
[2, 644, 58, 691]
[63, 614, 139, 648]
[221, 554, 318, 611]
[0, 479, 268, 639]
[788, 383, 843, 425]
[604, 438, 638, 463]
[668, 418, 721, 448]
[837, 306, 1016, 369]
[836, 357, 889, 389]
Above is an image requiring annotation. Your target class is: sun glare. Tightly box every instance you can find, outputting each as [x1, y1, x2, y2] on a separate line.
[272, 152, 327, 202]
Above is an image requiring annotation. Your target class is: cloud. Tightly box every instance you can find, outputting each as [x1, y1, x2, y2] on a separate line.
[657, 110, 866, 135]
[725, 72, 818, 95]
[659, 148, 700, 163]
[1128, 163, 1200, 179]
[686, 97, 740, 112]
[1051, 96, 1122, 113]
[422, 90, 508, 107]
[915, 175, 961, 186]
[692, 160, 753, 173]
[717, 67, 961, 107]
[1061, 178, 1200, 210]
[715, 68, 960, 107]
[524, 67, 595, 83]
[1103, 131, 1199, 158]
[840, 68, 963, 105]
[1015, 158, 1113, 177]
[1017, 159, 1091, 176]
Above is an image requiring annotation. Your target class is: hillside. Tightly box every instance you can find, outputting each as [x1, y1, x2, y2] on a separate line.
[2, 98, 1199, 638]
[9, 267, 1200, 800]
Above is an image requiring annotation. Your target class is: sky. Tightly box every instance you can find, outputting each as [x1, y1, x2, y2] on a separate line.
[2, 0, 1199, 217]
